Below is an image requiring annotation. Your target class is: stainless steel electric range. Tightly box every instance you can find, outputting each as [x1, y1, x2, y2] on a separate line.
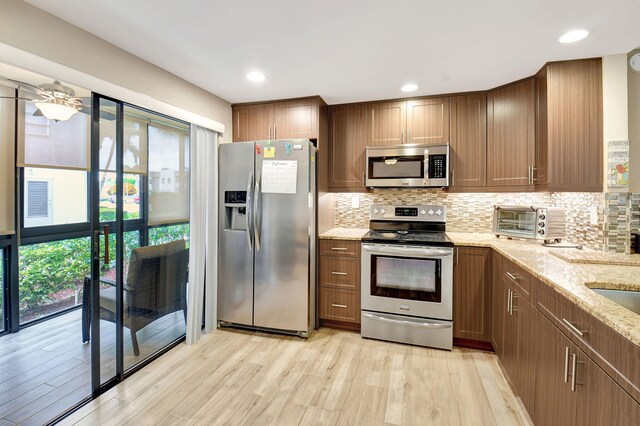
[361, 205, 453, 350]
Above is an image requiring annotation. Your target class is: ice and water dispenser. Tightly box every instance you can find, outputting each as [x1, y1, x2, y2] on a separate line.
[223, 190, 248, 231]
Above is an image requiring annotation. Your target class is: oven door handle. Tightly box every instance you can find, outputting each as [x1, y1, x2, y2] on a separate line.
[363, 312, 452, 329]
[362, 245, 452, 257]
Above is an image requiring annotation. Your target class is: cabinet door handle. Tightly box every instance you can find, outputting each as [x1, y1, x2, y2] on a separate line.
[274, 125, 277, 140]
[531, 166, 537, 183]
[268, 125, 272, 140]
[401, 130, 404, 144]
[562, 318, 587, 337]
[510, 292, 517, 314]
[571, 353, 578, 392]
[331, 304, 347, 309]
[451, 169, 455, 186]
[331, 271, 347, 276]
[564, 346, 570, 383]
[507, 288, 512, 314]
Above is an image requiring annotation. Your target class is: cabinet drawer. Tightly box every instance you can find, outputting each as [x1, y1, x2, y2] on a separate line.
[502, 258, 532, 301]
[319, 288, 360, 323]
[319, 256, 360, 290]
[319, 240, 360, 257]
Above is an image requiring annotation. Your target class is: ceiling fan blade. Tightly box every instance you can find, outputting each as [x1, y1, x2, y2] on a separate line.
[5, 78, 49, 97]
[33, 109, 43, 117]
[0, 96, 40, 101]
[75, 106, 116, 121]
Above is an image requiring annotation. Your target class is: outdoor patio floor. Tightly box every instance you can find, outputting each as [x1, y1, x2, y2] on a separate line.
[0, 308, 185, 425]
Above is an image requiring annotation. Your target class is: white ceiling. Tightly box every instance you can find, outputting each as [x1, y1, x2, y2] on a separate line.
[24, 0, 640, 105]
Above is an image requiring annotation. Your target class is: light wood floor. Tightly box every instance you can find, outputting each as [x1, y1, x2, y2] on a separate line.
[0, 309, 185, 426]
[61, 328, 532, 426]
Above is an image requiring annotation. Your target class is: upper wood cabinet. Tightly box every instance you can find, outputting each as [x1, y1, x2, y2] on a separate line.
[449, 94, 487, 189]
[535, 59, 603, 191]
[406, 97, 450, 145]
[232, 103, 273, 142]
[453, 246, 491, 342]
[232, 97, 320, 142]
[366, 97, 450, 147]
[367, 101, 406, 146]
[486, 79, 536, 189]
[328, 104, 368, 191]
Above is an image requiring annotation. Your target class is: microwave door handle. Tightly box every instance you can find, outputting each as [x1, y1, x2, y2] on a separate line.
[424, 152, 429, 183]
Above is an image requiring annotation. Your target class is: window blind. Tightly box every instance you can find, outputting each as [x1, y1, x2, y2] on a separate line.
[99, 112, 148, 175]
[17, 99, 91, 171]
[0, 86, 15, 235]
[148, 123, 190, 225]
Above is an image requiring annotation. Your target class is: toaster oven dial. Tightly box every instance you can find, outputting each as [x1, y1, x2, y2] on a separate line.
[538, 229, 545, 235]
[538, 214, 546, 220]
[538, 222, 545, 228]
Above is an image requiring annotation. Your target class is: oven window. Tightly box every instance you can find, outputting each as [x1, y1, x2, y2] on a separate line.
[368, 156, 424, 179]
[496, 210, 536, 237]
[371, 255, 441, 302]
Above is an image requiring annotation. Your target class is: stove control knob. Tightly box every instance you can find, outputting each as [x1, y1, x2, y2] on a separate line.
[420, 209, 427, 215]
[435, 209, 442, 216]
[373, 208, 379, 214]
[380, 208, 386, 214]
[428, 209, 434, 215]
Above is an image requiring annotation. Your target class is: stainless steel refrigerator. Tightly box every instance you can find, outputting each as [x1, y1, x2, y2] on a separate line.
[218, 139, 316, 337]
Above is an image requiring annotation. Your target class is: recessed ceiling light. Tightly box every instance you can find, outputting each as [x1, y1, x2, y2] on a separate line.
[558, 29, 589, 44]
[401, 83, 418, 92]
[246, 71, 266, 82]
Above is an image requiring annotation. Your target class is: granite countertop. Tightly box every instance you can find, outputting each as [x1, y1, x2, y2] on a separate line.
[446, 232, 640, 347]
[318, 228, 640, 347]
[319, 227, 370, 240]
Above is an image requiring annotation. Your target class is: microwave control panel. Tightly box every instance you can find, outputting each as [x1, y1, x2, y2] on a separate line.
[428, 155, 447, 179]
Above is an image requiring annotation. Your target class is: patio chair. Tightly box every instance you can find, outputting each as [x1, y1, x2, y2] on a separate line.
[82, 240, 189, 356]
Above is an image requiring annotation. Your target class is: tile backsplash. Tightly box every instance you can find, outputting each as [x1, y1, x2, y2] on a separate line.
[603, 192, 640, 254]
[335, 190, 606, 250]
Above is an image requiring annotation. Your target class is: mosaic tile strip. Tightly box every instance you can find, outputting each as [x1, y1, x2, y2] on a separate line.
[334, 191, 606, 250]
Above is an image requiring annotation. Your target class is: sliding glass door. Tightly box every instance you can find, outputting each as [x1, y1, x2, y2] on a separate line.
[90, 95, 190, 391]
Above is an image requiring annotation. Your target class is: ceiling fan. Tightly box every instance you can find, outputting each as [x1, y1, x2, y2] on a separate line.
[0, 77, 114, 121]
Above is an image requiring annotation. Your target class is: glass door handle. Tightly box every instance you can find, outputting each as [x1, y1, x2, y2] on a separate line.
[94, 225, 110, 266]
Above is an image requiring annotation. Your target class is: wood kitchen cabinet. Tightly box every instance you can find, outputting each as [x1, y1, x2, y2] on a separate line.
[406, 97, 450, 145]
[232, 96, 322, 142]
[491, 251, 504, 357]
[453, 247, 491, 343]
[318, 239, 361, 330]
[535, 58, 603, 191]
[367, 101, 406, 146]
[366, 97, 450, 147]
[533, 308, 640, 426]
[449, 94, 487, 190]
[486, 79, 536, 189]
[328, 104, 368, 191]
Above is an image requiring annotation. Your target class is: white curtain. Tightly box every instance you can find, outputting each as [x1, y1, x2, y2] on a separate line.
[186, 125, 218, 344]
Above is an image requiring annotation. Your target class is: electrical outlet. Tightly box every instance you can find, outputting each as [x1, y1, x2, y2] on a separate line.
[351, 195, 360, 209]
[590, 207, 598, 225]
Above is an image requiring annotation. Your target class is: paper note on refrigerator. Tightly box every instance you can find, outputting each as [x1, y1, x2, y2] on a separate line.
[261, 160, 297, 194]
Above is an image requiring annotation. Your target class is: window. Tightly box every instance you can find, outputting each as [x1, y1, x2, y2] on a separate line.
[18, 237, 91, 324]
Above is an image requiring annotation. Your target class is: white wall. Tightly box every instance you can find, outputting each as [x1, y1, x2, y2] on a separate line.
[629, 49, 640, 193]
[0, 0, 232, 141]
[602, 54, 629, 192]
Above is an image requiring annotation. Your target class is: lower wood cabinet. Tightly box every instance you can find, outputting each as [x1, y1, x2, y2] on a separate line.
[318, 239, 361, 330]
[491, 251, 504, 356]
[453, 247, 491, 342]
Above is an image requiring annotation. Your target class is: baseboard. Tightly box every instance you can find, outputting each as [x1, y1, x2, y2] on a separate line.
[320, 319, 361, 332]
[453, 337, 495, 352]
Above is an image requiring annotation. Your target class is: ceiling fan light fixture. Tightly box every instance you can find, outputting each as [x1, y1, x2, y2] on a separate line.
[35, 101, 79, 121]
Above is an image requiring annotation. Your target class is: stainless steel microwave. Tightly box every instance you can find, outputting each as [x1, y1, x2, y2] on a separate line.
[365, 144, 449, 188]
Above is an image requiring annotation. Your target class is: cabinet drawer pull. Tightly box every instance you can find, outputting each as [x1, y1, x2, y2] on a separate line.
[331, 304, 347, 309]
[506, 272, 519, 281]
[564, 346, 570, 383]
[331, 271, 347, 276]
[331, 247, 348, 251]
[562, 318, 587, 337]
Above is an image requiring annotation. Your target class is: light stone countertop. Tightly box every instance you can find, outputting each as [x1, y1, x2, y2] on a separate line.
[446, 232, 640, 347]
[319, 228, 370, 240]
[317, 228, 640, 347]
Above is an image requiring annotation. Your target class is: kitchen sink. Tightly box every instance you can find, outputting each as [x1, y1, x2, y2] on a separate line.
[590, 288, 640, 315]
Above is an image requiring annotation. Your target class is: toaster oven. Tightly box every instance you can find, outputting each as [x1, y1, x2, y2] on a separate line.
[493, 205, 566, 243]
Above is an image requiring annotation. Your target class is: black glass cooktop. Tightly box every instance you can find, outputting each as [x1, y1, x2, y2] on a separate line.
[362, 230, 453, 247]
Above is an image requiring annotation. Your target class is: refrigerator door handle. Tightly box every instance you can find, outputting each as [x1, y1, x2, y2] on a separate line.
[245, 172, 254, 252]
[254, 173, 262, 252]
